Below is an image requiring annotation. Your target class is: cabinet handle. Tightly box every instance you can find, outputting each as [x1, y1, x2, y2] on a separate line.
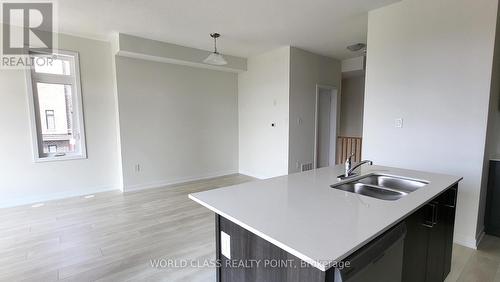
[432, 203, 438, 224]
[422, 203, 437, 228]
[421, 222, 434, 228]
[444, 188, 457, 208]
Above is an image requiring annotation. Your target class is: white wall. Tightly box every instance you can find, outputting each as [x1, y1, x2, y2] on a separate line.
[115, 56, 239, 190]
[238, 47, 290, 179]
[364, 0, 499, 248]
[340, 75, 365, 137]
[288, 47, 342, 173]
[0, 34, 121, 207]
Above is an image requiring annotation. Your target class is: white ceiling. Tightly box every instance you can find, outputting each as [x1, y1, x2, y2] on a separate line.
[57, 0, 400, 60]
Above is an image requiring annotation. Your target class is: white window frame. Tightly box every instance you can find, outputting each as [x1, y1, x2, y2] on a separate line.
[25, 49, 87, 162]
[45, 109, 55, 130]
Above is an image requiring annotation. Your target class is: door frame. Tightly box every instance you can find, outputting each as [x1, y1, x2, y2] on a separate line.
[313, 84, 339, 169]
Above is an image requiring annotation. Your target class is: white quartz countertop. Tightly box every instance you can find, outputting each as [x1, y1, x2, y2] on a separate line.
[189, 165, 462, 271]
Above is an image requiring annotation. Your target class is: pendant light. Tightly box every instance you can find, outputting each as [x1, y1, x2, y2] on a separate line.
[203, 33, 228, 65]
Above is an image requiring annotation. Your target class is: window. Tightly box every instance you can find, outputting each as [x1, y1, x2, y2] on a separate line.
[48, 145, 57, 153]
[45, 110, 55, 130]
[26, 50, 87, 161]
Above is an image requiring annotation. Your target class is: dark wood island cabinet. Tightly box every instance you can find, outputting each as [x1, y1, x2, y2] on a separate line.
[215, 184, 458, 282]
[402, 184, 457, 282]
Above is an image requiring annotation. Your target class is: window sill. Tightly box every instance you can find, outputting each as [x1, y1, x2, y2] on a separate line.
[34, 154, 87, 163]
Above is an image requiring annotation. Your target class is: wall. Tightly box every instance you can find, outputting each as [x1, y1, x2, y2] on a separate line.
[480, 1, 500, 238]
[115, 56, 239, 190]
[489, 5, 500, 165]
[288, 47, 342, 173]
[238, 47, 290, 179]
[116, 33, 247, 73]
[341, 56, 365, 76]
[340, 75, 365, 137]
[364, 0, 498, 248]
[316, 88, 336, 167]
[0, 33, 121, 207]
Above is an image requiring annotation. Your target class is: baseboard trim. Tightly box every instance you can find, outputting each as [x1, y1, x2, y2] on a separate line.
[454, 228, 486, 250]
[124, 170, 239, 192]
[0, 185, 120, 208]
[237, 170, 280, 180]
[454, 232, 478, 249]
[476, 227, 486, 247]
[0, 170, 241, 208]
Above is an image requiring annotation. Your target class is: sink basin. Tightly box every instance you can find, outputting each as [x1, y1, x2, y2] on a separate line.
[331, 174, 428, 201]
[356, 174, 428, 193]
[332, 183, 407, 201]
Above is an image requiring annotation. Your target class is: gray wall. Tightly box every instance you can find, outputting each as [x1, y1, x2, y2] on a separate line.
[363, 0, 498, 248]
[317, 88, 336, 167]
[0, 34, 121, 207]
[480, 1, 500, 238]
[288, 47, 342, 173]
[340, 75, 365, 137]
[115, 56, 239, 190]
[117, 33, 247, 72]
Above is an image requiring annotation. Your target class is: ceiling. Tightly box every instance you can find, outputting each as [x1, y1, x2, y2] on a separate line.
[57, 0, 400, 60]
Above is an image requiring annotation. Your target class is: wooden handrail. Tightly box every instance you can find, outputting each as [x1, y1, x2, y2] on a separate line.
[336, 136, 362, 164]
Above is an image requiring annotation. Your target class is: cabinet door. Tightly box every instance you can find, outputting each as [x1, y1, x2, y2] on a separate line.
[441, 186, 458, 278]
[426, 201, 446, 282]
[486, 161, 500, 235]
[402, 206, 431, 282]
[426, 186, 458, 282]
[402, 187, 458, 282]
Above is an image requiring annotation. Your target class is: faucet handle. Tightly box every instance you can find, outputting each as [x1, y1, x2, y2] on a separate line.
[346, 153, 355, 163]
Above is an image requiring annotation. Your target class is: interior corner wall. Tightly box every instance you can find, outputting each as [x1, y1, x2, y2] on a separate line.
[238, 47, 290, 179]
[114, 56, 239, 191]
[115, 56, 238, 192]
[364, 0, 498, 248]
[339, 75, 365, 138]
[288, 47, 342, 174]
[0, 33, 121, 207]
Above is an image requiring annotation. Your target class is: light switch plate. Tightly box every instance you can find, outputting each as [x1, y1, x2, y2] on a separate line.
[395, 118, 403, 128]
[221, 231, 231, 259]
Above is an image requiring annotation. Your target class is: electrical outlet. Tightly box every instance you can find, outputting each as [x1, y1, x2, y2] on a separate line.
[221, 231, 231, 259]
[395, 118, 403, 128]
[134, 164, 141, 173]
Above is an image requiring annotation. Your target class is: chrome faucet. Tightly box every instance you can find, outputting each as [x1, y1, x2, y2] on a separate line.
[339, 154, 373, 180]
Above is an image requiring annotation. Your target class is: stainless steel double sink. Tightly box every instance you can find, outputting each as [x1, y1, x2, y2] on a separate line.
[330, 174, 428, 201]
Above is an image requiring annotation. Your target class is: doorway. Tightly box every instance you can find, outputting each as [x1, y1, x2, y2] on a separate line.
[314, 85, 338, 169]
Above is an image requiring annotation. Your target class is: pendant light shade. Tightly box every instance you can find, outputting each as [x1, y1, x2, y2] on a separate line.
[204, 52, 228, 65]
[204, 33, 228, 66]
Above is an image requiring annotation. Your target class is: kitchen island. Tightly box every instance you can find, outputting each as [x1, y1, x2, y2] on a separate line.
[189, 165, 462, 282]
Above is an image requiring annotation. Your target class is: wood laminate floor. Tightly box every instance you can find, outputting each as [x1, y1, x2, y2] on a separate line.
[0, 173, 499, 282]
